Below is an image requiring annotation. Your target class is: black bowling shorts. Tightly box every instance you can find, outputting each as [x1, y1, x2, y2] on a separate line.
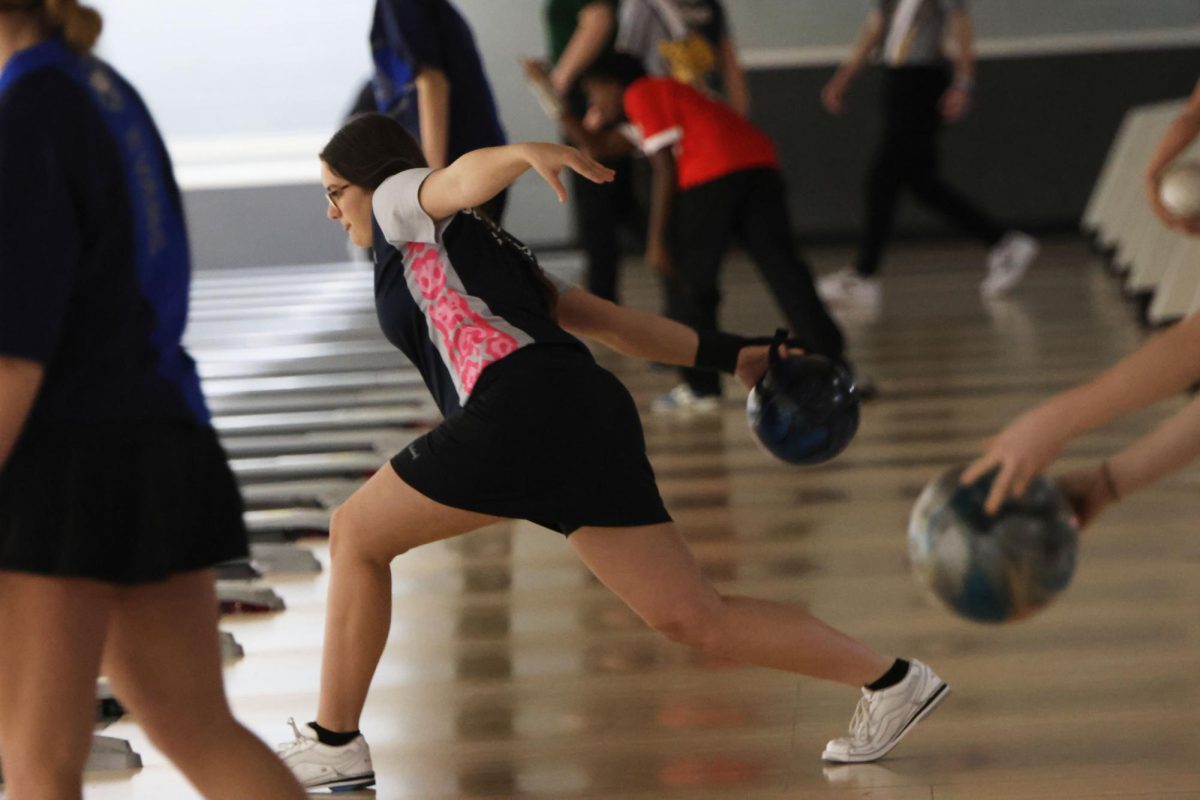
[392, 345, 672, 535]
[0, 419, 248, 584]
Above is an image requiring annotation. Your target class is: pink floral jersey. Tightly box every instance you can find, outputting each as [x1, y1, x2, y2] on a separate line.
[371, 169, 583, 416]
[404, 241, 522, 396]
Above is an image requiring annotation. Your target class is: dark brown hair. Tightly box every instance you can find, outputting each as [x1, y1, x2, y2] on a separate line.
[320, 112, 428, 191]
[1, 0, 102, 53]
[320, 113, 558, 313]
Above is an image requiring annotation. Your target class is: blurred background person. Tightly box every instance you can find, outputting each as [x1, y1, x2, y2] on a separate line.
[369, 0, 508, 220]
[524, 0, 646, 302]
[615, 0, 748, 115]
[818, 0, 1038, 312]
[0, 3, 306, 798]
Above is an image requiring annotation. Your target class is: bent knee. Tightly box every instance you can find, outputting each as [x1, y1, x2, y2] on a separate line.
[649, 602, 725, 651]
[329, 503, 409, 564]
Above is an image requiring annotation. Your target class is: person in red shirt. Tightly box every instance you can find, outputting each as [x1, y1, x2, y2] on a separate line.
[562, 52, 848, 410]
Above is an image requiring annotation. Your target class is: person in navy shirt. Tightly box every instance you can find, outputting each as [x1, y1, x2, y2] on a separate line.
[371, 0, 508, 220]
[0, 2, 304, 797]
[274, 112, 946, 791]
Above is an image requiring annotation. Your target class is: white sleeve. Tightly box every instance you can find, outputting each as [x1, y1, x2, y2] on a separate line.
[372, 168, 450, 246]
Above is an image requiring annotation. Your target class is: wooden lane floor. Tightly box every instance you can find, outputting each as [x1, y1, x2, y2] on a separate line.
[88, 240, 1200, 799]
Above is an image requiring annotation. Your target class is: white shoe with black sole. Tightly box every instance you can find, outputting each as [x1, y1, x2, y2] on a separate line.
[821, 660, 949, 764]
[277, 718, 376, 792]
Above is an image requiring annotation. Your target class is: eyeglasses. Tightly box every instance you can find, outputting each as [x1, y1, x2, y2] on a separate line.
[325, 183, 351, 211]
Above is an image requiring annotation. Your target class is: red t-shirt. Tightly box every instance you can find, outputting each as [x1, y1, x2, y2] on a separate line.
[622, 77, 779, 189]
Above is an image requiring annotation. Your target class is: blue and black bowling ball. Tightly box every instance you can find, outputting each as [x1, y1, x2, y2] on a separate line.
[746, 349, 860, 466]
[908, 464, 1080, 624]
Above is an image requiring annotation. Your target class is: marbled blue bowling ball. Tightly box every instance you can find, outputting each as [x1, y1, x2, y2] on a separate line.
[908, 465, 1079, 624]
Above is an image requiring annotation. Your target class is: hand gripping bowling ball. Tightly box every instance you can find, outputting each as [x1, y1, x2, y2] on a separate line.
[746, 345, 860, 466]
[1160, 160, 1200, 219]
[907, 465, 1080, 624]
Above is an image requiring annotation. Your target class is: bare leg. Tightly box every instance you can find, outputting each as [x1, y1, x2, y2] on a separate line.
[0, 572, 114, 800]
[318, 466, 500, 731]
[102, 569, 306, 800]
[570, 523, 891, 687]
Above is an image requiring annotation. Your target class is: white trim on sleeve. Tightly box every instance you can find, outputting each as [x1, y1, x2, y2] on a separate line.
[641, 126, 683, 156]
[372, 168, 447, 245]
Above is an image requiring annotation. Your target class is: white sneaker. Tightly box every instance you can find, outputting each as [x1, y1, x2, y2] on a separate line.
[652, 384, 721, 414]
[276, 718, 375, 791]
[981, 232, 1039, 297]
[821, 660, 949, 764]
[817, 269, 882, 309]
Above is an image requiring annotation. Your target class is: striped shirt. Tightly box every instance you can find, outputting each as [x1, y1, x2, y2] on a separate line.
[877, 0, 966, 67]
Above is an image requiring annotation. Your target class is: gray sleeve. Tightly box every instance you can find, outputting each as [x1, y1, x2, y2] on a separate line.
[372, 167, 447, 246]
[616, 0, 666, 64]
[542, 268, 579, 294]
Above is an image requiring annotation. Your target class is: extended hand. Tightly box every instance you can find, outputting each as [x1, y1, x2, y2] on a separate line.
[940, 86, 972, 122]
[522, 143, 614, 203]
[961, 406, 1071, 515]
[821, 75, 850, 115]
[734, 344, 801, 391]
[1056, 465, 1115, 529]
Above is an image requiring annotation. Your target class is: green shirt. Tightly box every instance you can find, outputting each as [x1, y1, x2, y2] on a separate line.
[545, 0, 615, 67]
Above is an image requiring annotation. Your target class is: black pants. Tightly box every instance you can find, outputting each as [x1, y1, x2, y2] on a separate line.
[570, 155, 644, 302]
[669, 168, 845, 397]
[856, 65, 1005, 277]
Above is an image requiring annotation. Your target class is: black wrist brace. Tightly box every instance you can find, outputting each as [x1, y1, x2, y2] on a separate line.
[694, 331, 751, 374]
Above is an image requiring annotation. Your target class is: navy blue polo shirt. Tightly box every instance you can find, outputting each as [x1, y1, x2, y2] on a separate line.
[371, 0, 507, 162]
[0, 37, 208, 427]
[370, 169, 584, 416]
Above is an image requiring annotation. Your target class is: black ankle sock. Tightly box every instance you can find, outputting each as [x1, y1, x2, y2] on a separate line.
[866, 659, 910, 691]
[309, 721, 360, 747]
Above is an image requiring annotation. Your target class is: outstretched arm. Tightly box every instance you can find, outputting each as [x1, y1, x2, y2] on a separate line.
[0, 357, 43, 471]
[1108, 394, 1200, 500]
[1057, 394, 1200, 527]
[964, 311, 1200, 513]
[416, 142, 615, 222]
[556, 287, 783, 389]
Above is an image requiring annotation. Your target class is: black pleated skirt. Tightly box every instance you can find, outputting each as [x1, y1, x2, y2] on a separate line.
[391, 345, 672, 535]
[0, 419, 248, 584]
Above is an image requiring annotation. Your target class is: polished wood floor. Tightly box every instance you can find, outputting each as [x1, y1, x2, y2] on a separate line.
[85, 239, 1200, 799]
